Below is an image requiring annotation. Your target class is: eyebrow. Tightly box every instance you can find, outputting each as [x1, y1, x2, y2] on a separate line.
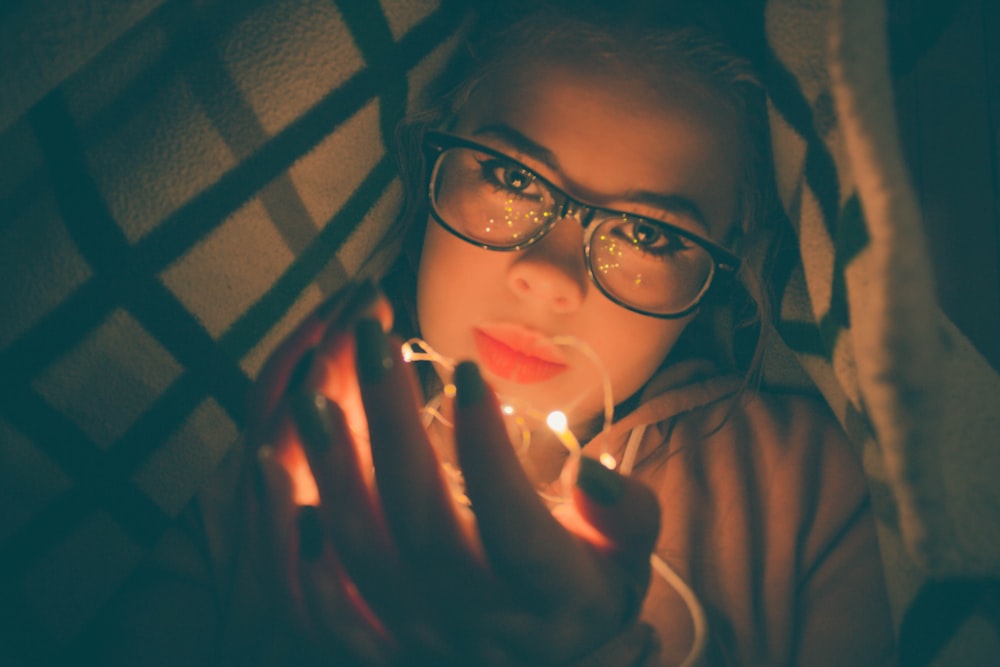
[472, 124, 561, 170]
[471, 123, 711, 234]
[619, 191, 711, 234]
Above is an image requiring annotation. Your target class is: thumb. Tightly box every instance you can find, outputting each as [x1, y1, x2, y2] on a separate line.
[572, 457, 660, 563]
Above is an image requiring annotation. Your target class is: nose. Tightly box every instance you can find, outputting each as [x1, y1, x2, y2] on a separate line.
[506, 217, 587, 314]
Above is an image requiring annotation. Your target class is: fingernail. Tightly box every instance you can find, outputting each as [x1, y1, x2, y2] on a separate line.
[290, 391, 334, 452]
[576, 457, 625, 506]
[297, 505, 323, 561]
[287, 348, 316, 394]
[355, 318, 393, 382]
[454, 361, 486, 407]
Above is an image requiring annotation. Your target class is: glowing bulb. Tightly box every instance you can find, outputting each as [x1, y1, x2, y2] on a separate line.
[546, 410, 568, 434]
[401, 345, 414, 363]
[599, 452, 618, 470]
[501, 404, 515, 416]
[443, 383, 456, 398]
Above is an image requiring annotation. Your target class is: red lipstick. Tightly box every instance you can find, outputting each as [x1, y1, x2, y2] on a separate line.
[473, 324, 569, 384]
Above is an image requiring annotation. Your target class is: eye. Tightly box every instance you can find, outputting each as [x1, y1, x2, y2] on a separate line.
[500, 165, 533, 190]
[616, 218, 692, 256]
[477, 157, 544, 200]
[632, 221, 662, 246]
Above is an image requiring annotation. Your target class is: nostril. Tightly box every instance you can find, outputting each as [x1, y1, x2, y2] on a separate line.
[512, 276, 531, 295]
[552, 293, 578, 313]
[507, 266, 584, 313]
[506, 246, 586, 313]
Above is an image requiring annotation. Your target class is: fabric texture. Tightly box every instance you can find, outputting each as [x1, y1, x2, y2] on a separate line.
[586, 360, 897, 666]
[0, 1, 468, 663]
[762, 0, 1000, 662]
[2, 0, 998, 665]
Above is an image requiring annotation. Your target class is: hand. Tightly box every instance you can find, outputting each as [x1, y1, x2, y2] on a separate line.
[248, 284, 661, 665]
[244, 280, 396, 662]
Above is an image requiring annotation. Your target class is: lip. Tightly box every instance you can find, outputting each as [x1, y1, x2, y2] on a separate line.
[473, 324, 570, 384]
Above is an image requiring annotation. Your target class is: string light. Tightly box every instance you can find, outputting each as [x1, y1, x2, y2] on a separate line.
[545, 410, 568, 433]
[400, 335, 617, 505]
[398, 336, 706, 666]
[599, 452, 618, 470]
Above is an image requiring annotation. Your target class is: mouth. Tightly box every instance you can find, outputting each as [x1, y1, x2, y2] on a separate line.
[472, 324, 570, 384]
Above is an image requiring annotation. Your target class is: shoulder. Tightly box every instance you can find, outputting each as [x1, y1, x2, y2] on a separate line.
[730, 388, 866, 492]
[637, 382, 869, 517]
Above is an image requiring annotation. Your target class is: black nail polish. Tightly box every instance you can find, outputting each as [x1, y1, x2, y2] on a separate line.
[287, 348, 316, 394]
[297, 505, 323, 561]
[576, 457, 625, 506]
[355, 318, 393, 382]
[454, 361, 486, 407]
[290, 391, 333, 451]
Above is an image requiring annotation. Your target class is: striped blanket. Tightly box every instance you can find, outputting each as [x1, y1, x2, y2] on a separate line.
[1, 0, 997, 664]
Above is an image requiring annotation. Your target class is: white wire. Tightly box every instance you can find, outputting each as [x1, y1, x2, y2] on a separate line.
[552, 335, 614, 439]
[650, 553, 708, 667]
[617, 423, 647, 476]
[406, 336, 707, 665]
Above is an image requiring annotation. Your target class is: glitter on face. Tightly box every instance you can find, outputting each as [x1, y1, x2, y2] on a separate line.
[595, 233, 622, 275]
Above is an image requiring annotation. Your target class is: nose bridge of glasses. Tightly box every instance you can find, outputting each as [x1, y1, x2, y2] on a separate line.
[554, 194, 596, 229]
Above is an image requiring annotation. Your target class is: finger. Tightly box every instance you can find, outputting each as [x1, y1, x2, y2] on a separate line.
[308, 287, 392, 475]
[354, 319, 476, 574]
[273, 285, 390, 504]
[254, 446, 306, 623]
[248, 280, 381, 440]
[452, 362, 588, 599]
[290, 389, 407, 617]
[573, 457, 661, 566]
[296, 506, 397, 667]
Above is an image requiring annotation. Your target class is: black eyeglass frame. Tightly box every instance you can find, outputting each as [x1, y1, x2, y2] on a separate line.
[423, 130, 741, 319]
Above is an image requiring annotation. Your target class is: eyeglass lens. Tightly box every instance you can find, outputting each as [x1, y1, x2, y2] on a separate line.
[431, 145, 716, 316]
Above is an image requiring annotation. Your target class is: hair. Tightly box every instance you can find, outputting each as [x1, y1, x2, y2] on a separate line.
[381, 0, 783, 410]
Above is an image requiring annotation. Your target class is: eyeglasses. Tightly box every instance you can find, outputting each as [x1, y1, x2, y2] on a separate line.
[423, 131, 740, 319]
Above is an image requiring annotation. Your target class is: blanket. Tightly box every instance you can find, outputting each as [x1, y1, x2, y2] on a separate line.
[765, 0, 1000, 662]
[1, 0, 997, 664]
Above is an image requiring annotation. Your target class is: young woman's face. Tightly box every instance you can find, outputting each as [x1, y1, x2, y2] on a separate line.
[417, 56, 742, 427]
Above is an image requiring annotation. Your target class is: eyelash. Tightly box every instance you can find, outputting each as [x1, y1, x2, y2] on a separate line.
[475, 157, 542, 201]
[611, 220, 692, 257]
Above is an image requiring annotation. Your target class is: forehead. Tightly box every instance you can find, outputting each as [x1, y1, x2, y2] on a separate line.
[453, 55, 743, 241]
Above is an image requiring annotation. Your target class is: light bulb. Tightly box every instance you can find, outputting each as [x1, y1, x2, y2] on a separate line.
[402, 337, 613, 508]
[545, 410, 568, 434]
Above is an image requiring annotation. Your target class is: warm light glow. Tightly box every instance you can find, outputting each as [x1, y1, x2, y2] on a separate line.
[501, 404, 515, 416]
[545, 410, 581, 455]
[270, 445, 320, 506]
[599, 452, 618, 470]
[443, 383, 456, 398]
[401, 345, 414, 363]
[545, 410, 568, 433]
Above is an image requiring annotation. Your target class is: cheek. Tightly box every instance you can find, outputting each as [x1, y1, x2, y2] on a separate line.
[592, 315, 689, 402]
[416, 225, 454, 338]
[416, 223, 496, 350]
